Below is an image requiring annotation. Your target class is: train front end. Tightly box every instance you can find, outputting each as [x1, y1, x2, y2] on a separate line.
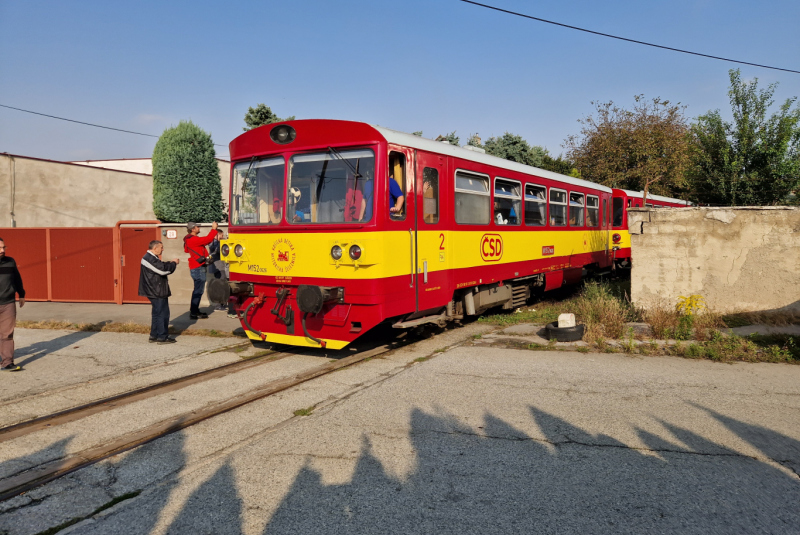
[219, 120, 401, 350]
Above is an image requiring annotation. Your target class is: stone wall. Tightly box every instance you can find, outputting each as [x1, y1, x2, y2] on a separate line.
[629, 206, 800, 313]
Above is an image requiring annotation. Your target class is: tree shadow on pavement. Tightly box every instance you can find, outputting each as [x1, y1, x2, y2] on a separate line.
[261, 406, 800, 533]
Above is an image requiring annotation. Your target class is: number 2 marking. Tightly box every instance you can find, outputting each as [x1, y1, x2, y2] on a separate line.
[439, 233, 445, 250]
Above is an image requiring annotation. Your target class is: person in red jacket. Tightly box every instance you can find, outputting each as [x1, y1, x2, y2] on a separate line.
[183, 221, 218, 319]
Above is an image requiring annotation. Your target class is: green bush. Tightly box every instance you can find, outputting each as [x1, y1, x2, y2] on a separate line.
[152, 121, 225, 223]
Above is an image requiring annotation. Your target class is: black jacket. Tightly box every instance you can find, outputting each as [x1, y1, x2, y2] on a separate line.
[0, 256, 25, 305]
[138, 251, 177, 299]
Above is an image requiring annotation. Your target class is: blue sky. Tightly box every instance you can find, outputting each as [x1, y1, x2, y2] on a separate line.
[1, 0, 798, 162]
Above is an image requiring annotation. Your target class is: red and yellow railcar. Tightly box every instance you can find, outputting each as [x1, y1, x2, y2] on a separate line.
[610, 189, 691, 266]
[220, 119, 618, 349]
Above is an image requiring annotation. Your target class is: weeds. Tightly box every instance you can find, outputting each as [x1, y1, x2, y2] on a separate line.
[16, 320, 242, 338]
[293, 406, 314, 417]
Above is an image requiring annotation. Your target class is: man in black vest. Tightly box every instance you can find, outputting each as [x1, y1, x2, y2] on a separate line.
[139, 240, 180, 344]
[0, 237, 25, 371]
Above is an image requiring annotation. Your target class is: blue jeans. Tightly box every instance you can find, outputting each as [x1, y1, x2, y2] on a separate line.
[190, 267, 207, 315]
[148, 297, 170, 340]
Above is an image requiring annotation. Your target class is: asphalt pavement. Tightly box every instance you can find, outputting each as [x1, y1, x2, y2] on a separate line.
[1, 324, 797, 535]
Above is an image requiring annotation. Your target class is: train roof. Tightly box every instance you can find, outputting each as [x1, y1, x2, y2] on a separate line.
[373, 125, 613, 194]
[618, 189, 692, 205]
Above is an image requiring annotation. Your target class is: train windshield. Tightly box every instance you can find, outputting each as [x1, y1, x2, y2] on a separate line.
[231, 157, 285, 225]
[288, 149, 375, 224]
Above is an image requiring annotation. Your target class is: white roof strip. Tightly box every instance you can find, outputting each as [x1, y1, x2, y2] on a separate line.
[373, 125, 613, 194]
[620, 189, 692, 205]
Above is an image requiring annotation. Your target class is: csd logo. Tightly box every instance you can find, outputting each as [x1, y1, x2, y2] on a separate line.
[480, 234, 503, 262]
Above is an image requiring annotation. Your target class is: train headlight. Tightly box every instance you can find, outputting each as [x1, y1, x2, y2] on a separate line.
[234, 244, 244, 257]
[331, 245, 343, 260]
[221, 244, 230, 257]
[612, 233, 622, 244]
[349, 245, 362, 260]
[270, 124, 296, 144]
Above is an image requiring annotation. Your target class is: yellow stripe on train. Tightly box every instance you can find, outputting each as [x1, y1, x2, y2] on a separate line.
[222, 230, 611, 280]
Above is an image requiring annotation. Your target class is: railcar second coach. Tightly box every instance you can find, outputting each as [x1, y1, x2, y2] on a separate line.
[219, 119, 615, 349]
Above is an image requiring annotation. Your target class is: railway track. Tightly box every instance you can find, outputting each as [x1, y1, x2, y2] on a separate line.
[0, 339, 403, 502]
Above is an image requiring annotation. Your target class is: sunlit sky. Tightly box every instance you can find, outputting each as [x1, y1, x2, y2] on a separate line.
[1, 0, 798, 163]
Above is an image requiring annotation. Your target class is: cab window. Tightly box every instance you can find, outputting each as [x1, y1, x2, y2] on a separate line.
[389, 151, 406, 220]
[231, 157, 285, 225]
[422, 167, 439, 224]
[493, 178, 521, 225]
[613, 197, 624, 227]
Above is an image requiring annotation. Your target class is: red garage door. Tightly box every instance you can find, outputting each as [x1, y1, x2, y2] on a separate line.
[0, 229, 48, 300]
[121, 227, 160, 303]
[49, 228, 115, 302]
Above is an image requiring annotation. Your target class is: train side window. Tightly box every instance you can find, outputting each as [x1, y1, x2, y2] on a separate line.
[493, 178, 521, 225]
[627, 199, 632, 208]
[586, 195, 599, 227]
[613, 197, 624, 227]
[549, 188, 567, 226]
[569, 192, 585, 226]
[455, 171, 490, 224]
[646, 203, 654, 207]
[388, 151, 406, 220]
[422, 167, 439, 224]
[524, 184, 546, 226]
[603, 199, 608, 227]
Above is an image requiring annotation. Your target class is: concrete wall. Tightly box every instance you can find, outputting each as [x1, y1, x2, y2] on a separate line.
[0, 153, 156, 227]
[629, 206, 800, 313]
[158, 223, 228, 306]
[1, 154, 232, 228]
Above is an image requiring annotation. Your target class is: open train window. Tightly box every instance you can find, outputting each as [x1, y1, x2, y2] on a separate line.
[455, 171, 490, 225]
[388, 151, 406, 220]
[493, 178, 520, 225]
[549, 188, 567, 226]
[569, 192, 585, 227]
[613, 198, 624, 227]
[231, 157, 285, 225]
[524, 184, 546, 226]
[422, 167, 439, 224]
[586, 195, 599, 227]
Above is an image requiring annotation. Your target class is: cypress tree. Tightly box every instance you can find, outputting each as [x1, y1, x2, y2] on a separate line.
[152, 121, 225, 222]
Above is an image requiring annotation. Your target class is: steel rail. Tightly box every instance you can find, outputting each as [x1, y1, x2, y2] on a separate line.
[0, 342, 396, 501]
[0, 348, 291, 443]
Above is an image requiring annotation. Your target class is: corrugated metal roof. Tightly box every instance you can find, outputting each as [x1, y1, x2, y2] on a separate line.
[372, 125, 613, 194]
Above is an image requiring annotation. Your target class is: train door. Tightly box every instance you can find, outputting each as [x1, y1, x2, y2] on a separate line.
[415, 150, 451, 312]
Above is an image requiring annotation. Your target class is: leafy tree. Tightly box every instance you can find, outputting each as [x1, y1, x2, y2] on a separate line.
[539, 154, 581, 178]
[466, 133, 483, 147]
[484, 132, 547, 167]
[687, 69, 800, 206]
[564, 96, 691, 200]
[243, 103, 295, 131]
[152, 121, 225, 223]
[435, 131, 460, 145]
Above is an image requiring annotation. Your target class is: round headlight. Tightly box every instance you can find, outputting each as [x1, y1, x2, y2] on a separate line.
[234, 244, 244, 257]
[349, 245, 362, 260]
[331, 245, 343, 260]
[221, 244, 230, 256]
[269, 124, 296, 145]
[612, 233, 622, 244]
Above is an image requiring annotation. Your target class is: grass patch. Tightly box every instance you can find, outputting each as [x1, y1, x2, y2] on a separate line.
[293, 406, 315, 417]
[34, 491, 141, 535]
[16, 320, 241, 338]
[722, 310, 800, 328]
[413, 356, 430, 363]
